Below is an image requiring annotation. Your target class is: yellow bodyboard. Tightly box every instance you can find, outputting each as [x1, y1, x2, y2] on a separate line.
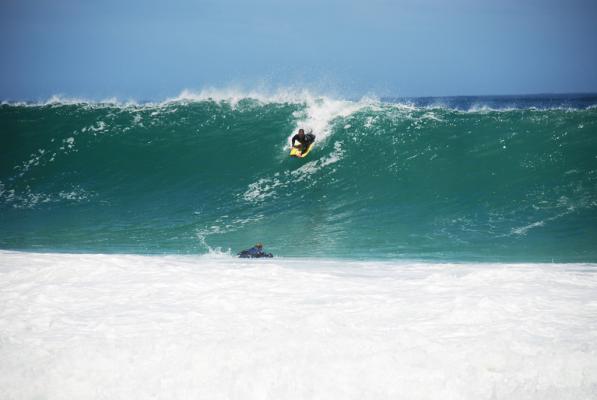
[290, 143, 314, 158]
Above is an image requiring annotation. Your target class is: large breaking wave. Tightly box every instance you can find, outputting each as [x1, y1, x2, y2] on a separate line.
[1, 91, 596, 261]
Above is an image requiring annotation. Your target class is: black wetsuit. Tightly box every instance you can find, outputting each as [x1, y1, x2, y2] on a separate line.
[238, 247, 273, 258]
[292, 132, 316, 152]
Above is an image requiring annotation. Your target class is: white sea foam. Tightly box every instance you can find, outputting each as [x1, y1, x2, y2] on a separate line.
[41, 95, 139, 107]
[1, 251, 596, 400]
[195, 215, 263, 253]
[241, 141, 345, 203]
[11, 88, 377, 145]
[0, 185, 92, 209]
[289, 140, 344, 181]
[164, 87, 377, 143]
[2, 90, 595, 113]
[34, 87, 373, 147]
[164, 87, 313, 107]
[289, 95, 375, 143]
[10, 134, 80, 182]
[242, 177, 283, 202]
[509, 199, 577, 236]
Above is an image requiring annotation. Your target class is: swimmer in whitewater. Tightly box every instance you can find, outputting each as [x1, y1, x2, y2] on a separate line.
[238, 243, 273, 258]
[291, 128, 316, 154]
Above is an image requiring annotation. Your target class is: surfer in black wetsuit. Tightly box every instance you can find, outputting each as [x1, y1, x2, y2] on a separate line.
[238, 243, 273, 258]
[291, 129, 316, 153]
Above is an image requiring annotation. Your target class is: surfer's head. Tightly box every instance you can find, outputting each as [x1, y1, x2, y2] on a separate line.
[255, 243, 263, 249]
[298, 129, 305, 137]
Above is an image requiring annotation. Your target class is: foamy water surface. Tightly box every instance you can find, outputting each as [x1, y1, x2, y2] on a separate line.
[1, 251, 596, 399]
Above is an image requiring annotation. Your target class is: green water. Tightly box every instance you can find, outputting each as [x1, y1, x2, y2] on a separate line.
[1, 97, 596, 261]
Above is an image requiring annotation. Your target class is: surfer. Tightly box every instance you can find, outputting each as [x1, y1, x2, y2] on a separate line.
[238, 243, 273, 258]
[291, 129, 316, 154]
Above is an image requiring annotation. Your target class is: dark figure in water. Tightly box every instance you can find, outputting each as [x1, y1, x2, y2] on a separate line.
[291, 128, 316, 153]
[238, 243, 273, 258]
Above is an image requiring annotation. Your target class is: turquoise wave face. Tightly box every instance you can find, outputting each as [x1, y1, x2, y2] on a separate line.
[1, 96, 596, 261]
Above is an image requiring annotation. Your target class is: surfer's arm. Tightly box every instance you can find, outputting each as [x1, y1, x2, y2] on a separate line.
[291, 134, 298, 146]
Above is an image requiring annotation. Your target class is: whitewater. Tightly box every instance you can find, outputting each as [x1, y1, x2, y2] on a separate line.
[1, 251, 596, 399]
[1, 90, 597, 399]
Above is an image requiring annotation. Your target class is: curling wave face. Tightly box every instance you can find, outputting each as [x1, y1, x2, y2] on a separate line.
[1, 91, 596, 261]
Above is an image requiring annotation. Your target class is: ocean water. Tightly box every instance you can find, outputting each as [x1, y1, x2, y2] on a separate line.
[1, 251, 596, 399]
[2, 91, 597, 399]
[1, 91, 596, 261]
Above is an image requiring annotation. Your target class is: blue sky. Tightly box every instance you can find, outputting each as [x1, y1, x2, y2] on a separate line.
[2, 0, 597, 100]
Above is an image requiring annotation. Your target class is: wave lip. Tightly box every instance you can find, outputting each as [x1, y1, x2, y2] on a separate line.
[4, 90, 596, 111]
